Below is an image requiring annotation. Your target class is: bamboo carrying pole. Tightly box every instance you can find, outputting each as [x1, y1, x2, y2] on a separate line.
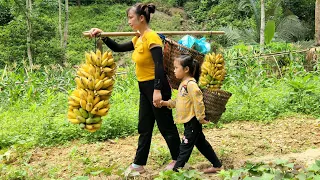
[82, 31, 225, 37]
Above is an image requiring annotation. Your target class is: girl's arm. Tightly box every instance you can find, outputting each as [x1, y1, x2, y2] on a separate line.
[102, 37, 134, 52]
[160, 99, 176, 109]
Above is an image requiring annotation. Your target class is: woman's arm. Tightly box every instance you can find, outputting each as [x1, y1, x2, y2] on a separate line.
[102, 37, 134, 52]
[89, 28, 134, 52]
[150, 46, 165, 90]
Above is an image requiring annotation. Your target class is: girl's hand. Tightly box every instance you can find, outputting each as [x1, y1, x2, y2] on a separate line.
[153, 90, 162, 108]
[89, 28, 103, 38]
[200, 119, 210, 124]
[160, 100, 167, 107]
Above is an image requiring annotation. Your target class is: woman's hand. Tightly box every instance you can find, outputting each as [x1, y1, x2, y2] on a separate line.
[153, 90, 162, 108]
[89, 28, 103, 38]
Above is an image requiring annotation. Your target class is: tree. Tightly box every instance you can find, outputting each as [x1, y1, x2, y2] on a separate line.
[63, 0, 68, 63]
[260, 0, 265, 53]
[58, 0, 63, 47]
[316, 0, 320, 46]
[25, 0, 33, 67]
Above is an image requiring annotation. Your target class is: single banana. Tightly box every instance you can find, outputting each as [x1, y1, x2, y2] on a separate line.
[99, 72, 106, 80]
[96, 108, 109, 116]
[79, 108, 89, 118]
[70, 95, 81, 104]
[96, 90, 110, 96]
[102, 51, 109, 62]
[92, 123, 101, 129]
[94, 100, 105, 109]
[85, 124, 94, 130]
[86, 103, 93, 112]
[101, 58, 109, 67]
[80, 69, 92, 79]
[72, 89, 81, 98]
[89, 64, 95, 75]
[80, 89, 88, 100]
[68, 100, 79, 107]
[75, 77, 85, 89]
[86, 117, 94, 124]
[69, 118, 81, 124]
[68, 111, 77, 119]
[85, 52, 93, 64]
[80, 99, 87, 109]
[91, 51, 98, 66]
[94, 80, 104, 90]
[103, 67, 113, 73]
[87, 94, 94, 104]
[106, 58, 114, 67]
[76, 116, 86, 123]
[73, 109, 82, 117]
[88, 77, 94, 90]
[92, 116, 102, 123]
[80, 77, 89, 89]
[99, 95, 110, 101]
[93, 96, 101, 106]
[107, 51, 112, 59]
[102, 79, 114, 89]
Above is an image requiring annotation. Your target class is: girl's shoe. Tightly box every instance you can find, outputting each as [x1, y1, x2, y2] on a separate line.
[203, 166, 223, 174]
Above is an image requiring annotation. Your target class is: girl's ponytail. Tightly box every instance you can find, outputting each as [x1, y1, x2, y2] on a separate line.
[192, 60, 200, 82]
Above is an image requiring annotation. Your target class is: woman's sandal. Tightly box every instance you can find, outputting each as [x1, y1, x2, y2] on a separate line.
[203, 166, 223, 174]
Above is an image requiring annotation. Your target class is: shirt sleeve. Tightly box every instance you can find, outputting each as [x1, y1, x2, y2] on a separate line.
[146, 32, 163, 49]
[150, 47, 165, 90]
[167, 99, 176, 109]
[187, 82, 206, 121]
[102, 37, 134, 52]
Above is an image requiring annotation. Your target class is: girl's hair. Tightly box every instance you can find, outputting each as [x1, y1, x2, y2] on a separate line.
[126, 3, 156, 24]
[176, 54, 201, 82]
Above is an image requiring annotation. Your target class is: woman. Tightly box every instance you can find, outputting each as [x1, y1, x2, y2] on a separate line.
[89, 3, 180, 173]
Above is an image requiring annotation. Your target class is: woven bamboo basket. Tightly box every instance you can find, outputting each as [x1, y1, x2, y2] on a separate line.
[163, 38, 232, 123]
[163, 38, 205, 89]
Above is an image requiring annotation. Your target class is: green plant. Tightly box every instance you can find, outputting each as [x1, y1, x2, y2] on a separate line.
[155, 169, 204, 180]
[218, 160, 320, 180]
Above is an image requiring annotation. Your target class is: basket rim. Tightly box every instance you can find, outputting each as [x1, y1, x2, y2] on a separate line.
[164, 38, 205, 57]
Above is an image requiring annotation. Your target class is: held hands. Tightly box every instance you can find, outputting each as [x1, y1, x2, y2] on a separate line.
[88, 28, 103, 38]
[153, 90, 162, 108]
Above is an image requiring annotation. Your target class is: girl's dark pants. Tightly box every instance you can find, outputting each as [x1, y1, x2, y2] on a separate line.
[173, 117, 222, 171]
[134, 79, 180, 165]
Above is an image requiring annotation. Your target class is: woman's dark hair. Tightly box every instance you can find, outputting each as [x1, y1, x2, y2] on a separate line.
[176, 54, 201, 82]
[126, 3, 156, 24]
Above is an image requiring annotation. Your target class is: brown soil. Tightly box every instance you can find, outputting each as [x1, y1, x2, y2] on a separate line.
[4, 116, 320, 179]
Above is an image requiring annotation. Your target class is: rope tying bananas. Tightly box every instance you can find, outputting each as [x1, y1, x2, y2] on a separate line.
[67, 50, 116, 132]
[199, 53, 226, 90]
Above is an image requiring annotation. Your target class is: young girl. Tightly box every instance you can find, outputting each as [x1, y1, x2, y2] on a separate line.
[160, 54, 223, 173]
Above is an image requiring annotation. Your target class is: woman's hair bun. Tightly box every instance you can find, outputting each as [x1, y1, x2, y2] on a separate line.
[147, 3, 156, 14]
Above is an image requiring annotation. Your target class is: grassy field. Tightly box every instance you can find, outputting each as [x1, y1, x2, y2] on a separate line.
[1, 3, 320, 180]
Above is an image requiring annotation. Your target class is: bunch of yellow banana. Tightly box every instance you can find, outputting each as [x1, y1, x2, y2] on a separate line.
[199, 52, 226, 90]
[67, 49, 116, 132]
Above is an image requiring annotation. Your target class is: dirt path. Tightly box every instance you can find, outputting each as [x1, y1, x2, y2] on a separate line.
[6, 116, 320, 179]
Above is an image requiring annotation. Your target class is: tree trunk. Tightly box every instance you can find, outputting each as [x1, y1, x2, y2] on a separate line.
[260, 0, 265, 53]
[77, 0, 80, 7]
[26, 0, 33, 67]
[316, 0, 320, 46]
[58, 0, 62, 47]
[63, 0, 69, 63]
